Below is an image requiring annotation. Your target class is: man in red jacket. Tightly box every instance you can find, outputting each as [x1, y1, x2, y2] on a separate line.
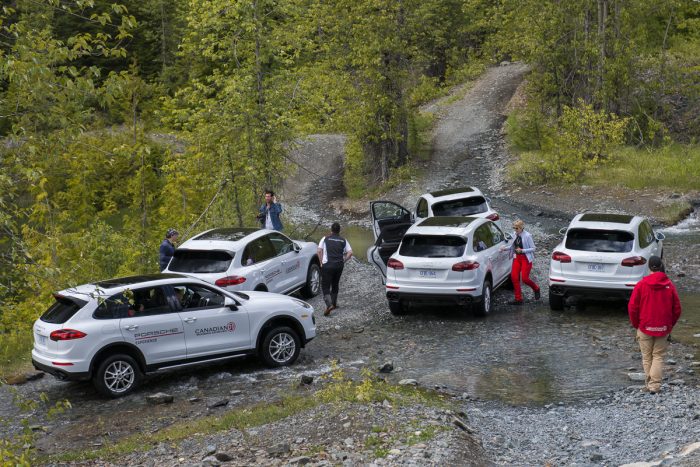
[628, 256, 682, 394]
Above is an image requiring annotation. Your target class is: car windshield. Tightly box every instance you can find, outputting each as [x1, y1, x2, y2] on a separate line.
[399, 235, 466, 257]
[168, 250, 234, 273]
[432, 196, 488, 216]
[41, 295, 88, 324]
[565, 229, 634, 253]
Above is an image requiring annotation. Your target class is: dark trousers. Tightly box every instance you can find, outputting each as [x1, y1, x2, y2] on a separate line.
[321, 263, 344, 307]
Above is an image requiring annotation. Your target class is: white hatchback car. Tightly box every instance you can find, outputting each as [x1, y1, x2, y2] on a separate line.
[164, 228, 320, 298]
[548, 213, 665, 310]
[32, 274, 316, 397]
[369, 216, 512, 316]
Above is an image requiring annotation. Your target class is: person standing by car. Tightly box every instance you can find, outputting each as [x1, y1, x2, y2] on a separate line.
[628, 256, 682, 394]
[501, 219, 540, 305]
[317, 222, 352, 316]
[258, 189, 283, 231]
[159, 228, 179, 271]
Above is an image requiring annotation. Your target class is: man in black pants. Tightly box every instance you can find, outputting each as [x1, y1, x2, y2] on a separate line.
[317, 222, 353, 316]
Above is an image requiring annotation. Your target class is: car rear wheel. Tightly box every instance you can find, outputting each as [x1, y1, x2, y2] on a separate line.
[301, 263, 321, 298]
[474, 279, 492, 317]
[388, 300, 407, 315]
[93, 354, 141, 398]
[259, 326, 300, 367]
[549, 291, 564, 311]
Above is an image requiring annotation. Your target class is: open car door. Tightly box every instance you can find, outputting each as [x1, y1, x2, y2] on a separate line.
[370, 201, 413, 240]
[366, 222, 413, 282]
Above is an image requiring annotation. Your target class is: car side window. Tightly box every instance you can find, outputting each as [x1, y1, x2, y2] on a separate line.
[416, 198, 428, 218]
[638, 221, 653, 248]
[129, 286, 172, 317]
[473, 224, 495, 252]
[269, 232, 295, 256]
[248, 236, 276, 263]
[175, 284, 226, 310]
[487, 222, 505, 244]
[94, 293, 130, 319]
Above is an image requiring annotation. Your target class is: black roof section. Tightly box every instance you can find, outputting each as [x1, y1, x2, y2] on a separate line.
[95, 273, 186, 288]
[193, 227, 258, 242]
[579, 213, 634, 224]
[418, 216, 477, 228]
[429, 187, 474, 197]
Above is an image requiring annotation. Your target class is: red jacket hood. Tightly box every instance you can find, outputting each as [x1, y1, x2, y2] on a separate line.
[640, 272, 672, 289]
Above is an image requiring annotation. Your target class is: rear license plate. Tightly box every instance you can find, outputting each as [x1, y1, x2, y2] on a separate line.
[419, 270, 437, 279]
[36, 334, 47, 345]
[587, 263, 604, 272]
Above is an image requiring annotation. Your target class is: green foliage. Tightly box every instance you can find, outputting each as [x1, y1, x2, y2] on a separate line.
[505, 107, 555, 152]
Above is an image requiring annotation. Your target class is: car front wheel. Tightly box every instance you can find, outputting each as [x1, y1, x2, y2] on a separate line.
[259, 326, 300, 367]
[301, 263, 321, 298]
[93, 354, 141, 398]
[474, 279, 492, 317]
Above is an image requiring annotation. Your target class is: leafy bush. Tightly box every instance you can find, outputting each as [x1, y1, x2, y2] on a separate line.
[505, 107, 555, 152]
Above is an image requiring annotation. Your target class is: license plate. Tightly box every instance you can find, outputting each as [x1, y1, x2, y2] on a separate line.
[587, 263, 604, 272]
[419, 270, 437, 278]
[37, 334, 47, 345]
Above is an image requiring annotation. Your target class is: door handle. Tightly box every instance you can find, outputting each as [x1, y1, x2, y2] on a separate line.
[184, 317, 197, 323]
[124, 324, 138, 331]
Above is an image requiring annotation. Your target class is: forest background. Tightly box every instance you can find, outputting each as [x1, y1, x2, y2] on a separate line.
[1, 0, 699, 371]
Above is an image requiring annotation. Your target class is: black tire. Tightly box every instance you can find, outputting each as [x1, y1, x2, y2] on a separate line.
[388, 300, 407, 316]
[259, 326, 300, 367]
[474, 279, 492, 317]
[92, 354, 141, 398]
[549, 291, 564, 311]
[301, 263, 321, 298]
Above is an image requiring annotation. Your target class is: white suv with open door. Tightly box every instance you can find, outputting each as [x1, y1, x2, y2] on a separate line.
[32, 274, 316, 397]
[164, 228, 320, 298]
[368, 215, 512, 316]
[548, 213, 664, 310]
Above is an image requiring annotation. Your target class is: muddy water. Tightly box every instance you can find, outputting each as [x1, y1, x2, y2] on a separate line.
[288, 222, 375, 263]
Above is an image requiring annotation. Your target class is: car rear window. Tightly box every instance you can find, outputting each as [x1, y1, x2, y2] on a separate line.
[565, 229, 635, 253]
[432, 196, 487, 216]
[168, 250, 234, 273]
[41, 295, 88, 324]
[399, 235, 466, 257]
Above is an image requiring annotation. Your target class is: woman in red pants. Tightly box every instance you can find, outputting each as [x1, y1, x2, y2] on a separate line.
[501, 219, 540, 305]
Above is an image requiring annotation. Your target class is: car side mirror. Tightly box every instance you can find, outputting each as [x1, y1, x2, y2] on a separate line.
[224, 297, 238, 311]
[293, 242, 302, 253]
[655, 232, 665, 241]
[505, 233, 513, 241]
[485, 196, 492, 203]
[559, 227, 568, 236]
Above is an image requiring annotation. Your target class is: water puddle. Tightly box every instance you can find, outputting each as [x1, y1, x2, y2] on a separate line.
[288, 222, 375, 263]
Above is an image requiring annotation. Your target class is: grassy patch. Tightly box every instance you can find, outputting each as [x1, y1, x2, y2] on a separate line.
[46, 366, 450, 464]
[583, 143, 700, 192]
[0, 331, 35, 379]
[652, 200, 694, 226]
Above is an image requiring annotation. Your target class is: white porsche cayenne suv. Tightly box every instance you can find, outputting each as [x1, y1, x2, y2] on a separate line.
[369, 216, 512, 316]
[548, 213, 665, 310]
[32, 274, 316, 397]
[163, 228, 320, 298]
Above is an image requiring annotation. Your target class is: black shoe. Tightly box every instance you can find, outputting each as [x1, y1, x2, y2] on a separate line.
[508, 300, 524, 306]
[534, 289, 541, 300]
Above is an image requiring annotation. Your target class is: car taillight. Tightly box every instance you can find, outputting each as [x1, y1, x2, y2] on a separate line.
[215, 276, 247, 287]
[387, 259, 404, 270]
[486, 213, 500, 221]
[552, 251, 572, 263]
[621, 256, 647, 267]
[50, 329, 87, 341]
[452, 261, 479, 271]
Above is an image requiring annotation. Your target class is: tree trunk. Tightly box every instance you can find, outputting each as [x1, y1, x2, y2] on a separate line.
[597, 0, 608, 111]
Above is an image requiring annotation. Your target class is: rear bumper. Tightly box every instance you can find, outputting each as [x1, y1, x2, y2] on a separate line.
[548, 283, 633, 301]
[32, 359, 91, 381]
[386, 291, 482, 306]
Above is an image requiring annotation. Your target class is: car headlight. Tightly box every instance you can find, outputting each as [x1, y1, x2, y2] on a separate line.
[292, 298, 313, 310]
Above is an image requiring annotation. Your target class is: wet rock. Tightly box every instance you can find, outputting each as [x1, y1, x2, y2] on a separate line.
[214, 452, 233, 462]
[628, 372, 646, 382]
[207, 399, 229, 409]
[201, 456, 221, 466]
[146, 393, 174, 405]
[289, 456, 312, 465]
[378, 361, 394, 373]
[205, 445, 217, 456]
[398, 379, 418, 386]
[267, 443, 290, 455]
[300, 375, 314, 385]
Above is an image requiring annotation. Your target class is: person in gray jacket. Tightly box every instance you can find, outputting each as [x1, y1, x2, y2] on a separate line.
[501, 219, 540, 305]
